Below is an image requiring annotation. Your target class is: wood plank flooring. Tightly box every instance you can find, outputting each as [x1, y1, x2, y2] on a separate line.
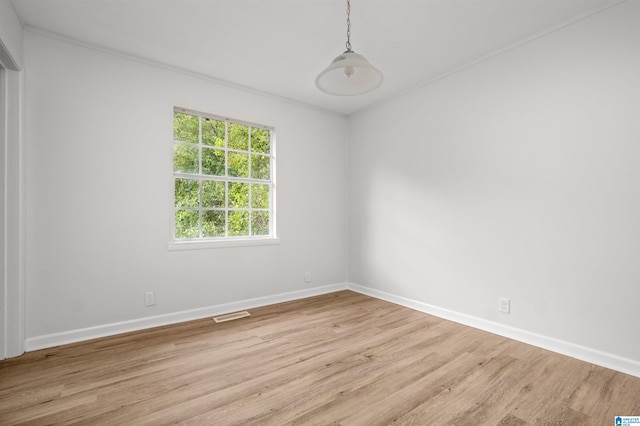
[1, 290, 639, 425]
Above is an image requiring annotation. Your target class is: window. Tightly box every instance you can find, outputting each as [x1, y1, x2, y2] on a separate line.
[172, 108, 275, 244]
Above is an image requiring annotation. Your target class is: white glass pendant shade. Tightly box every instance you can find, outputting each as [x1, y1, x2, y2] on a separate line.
[315, 51, 383, 96]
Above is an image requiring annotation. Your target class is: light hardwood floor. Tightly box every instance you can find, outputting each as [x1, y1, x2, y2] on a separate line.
[1, 291, 639, 425]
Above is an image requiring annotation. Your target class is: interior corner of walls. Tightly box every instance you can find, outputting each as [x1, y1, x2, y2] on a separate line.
[0, 0, 24, 70]
[24, 282, 350, 352]
[347, 283, 640, 379]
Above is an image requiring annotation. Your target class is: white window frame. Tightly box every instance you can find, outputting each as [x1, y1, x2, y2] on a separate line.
[168, 107, 278, 250]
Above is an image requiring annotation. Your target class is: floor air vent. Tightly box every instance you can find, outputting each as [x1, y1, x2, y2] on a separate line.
[213, 311, 251, 323]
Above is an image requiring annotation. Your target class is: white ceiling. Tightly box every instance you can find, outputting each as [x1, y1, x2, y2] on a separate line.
[11, 0, 624, 115]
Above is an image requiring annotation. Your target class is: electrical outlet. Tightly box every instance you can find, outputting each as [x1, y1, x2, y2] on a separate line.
[304, 272, 311, 283]
[145, 291, 156, 307]
[499, 297, 510, 314]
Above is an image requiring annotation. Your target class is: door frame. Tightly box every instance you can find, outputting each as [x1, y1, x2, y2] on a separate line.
[0, 44, 26, 359]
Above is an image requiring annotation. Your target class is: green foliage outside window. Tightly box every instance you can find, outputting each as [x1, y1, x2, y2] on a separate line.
[173, 110, 273, 240]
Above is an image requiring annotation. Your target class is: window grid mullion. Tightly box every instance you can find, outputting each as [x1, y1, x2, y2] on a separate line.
[173, 173, 268, 185]
[269, 141, 275, 237]
[198, 117, 203, 175]
[248, 185, 253, 236]
[247, 127, 253, 236]
[198, 117, 204, 238]
[248, 126, 252, 181]
[199, 179, 203, 238]
[224, 122, 230, 238]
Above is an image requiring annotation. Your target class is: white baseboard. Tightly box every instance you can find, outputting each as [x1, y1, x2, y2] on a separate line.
[25, 283, 348, 352]
[24, 281, 640, 379]
[347, 282, 640, 379]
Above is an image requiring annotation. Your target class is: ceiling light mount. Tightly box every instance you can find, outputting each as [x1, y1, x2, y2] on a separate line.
[315, 0, 383, 96]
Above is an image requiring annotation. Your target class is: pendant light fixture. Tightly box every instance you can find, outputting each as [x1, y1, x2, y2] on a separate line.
[315, 0, 383, 96]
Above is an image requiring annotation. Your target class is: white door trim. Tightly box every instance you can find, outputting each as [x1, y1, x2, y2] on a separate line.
[0, 51, 26, 360]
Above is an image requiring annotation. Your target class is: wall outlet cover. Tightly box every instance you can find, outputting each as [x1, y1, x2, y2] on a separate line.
[145, 291, 156, 307]
[499, 297, 510, 314]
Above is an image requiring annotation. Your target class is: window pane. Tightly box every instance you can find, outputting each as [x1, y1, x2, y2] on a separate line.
[251, 154, 270, 180]
[251, 183, 269, 209]
[202, 180, 225, 208]
[251, 128, 270, 154]
[229, 210, 249, 236]
[228, 152, 249, 178]
[202, 118, 225, 147]
[203, 210, 225, 237]
[202, 147, 225, 176]
[174, 144, 199, 173]
[174, 113, 199, 143]
[175, 178, 200, 208]
[229, 182, 249, 208]
[252, 211, 269, 236]
[175, 210, 199, 238]
[172, 109, 273, 242]
[228, 123, 249, 150]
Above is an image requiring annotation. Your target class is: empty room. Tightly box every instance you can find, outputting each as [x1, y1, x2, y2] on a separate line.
[1, 0, 639, 424]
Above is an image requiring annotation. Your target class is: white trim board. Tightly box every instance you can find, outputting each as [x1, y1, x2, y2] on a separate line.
[24, 281, 640, 378]
[346, 282, 640, 379]
[25, 283, 348, 351]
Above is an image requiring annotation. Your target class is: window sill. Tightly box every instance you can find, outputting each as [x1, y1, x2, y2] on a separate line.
[168, 237, 280, 251]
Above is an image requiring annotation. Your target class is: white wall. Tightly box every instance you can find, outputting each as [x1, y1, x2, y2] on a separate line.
[349, 1, 640, 368]
[24, 31, 348, 342]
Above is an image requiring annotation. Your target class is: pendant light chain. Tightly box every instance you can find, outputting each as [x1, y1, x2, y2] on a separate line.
[315, 0, 383, 95]
[345, 0, 352, 52]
